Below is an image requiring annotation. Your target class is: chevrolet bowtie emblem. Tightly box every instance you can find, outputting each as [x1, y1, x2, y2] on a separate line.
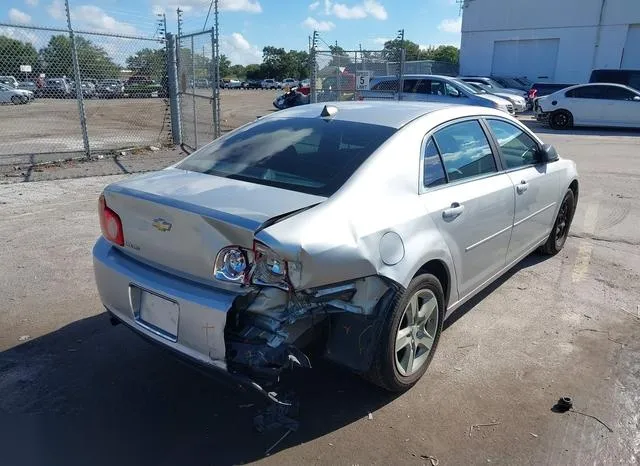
[152, 218, 172, 232]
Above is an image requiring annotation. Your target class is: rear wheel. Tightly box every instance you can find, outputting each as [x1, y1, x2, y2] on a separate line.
[550, 110, 573, 130]
[367, 274, 444, 392]
[541, 189, 575, 255]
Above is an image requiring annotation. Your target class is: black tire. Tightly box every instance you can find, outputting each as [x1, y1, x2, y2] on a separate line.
[11, 95, 21, 105]
[541, 189, 576, 255]
[550, 110, 573, 130]
[367, 273, 445, 392]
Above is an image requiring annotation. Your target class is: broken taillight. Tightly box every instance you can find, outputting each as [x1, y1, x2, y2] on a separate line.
[98, 194, 124, 246]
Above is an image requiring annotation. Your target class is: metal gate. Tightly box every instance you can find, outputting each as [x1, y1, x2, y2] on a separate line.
[177, 28, 220, 151]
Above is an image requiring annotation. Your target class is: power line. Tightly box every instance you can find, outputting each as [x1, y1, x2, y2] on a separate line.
[203, 0, 214, 31]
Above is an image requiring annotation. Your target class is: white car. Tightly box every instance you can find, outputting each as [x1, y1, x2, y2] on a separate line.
[261, 79, 278, 90]
[0, 83, 32, 104]
[537, 83, 640, 129]
[223, 79, 242, 89]
[282, 78, 299, 88]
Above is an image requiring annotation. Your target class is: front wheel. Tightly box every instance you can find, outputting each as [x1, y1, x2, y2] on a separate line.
[549, 110, 573, 130]
[541, 189, 576, 255]
[367, 274, 444, 392]
[11, 95, 22, 105]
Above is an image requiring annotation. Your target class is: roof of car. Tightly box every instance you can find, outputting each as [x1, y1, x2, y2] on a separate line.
[269, 101, 464, 128]
[562, 82, 637, 91]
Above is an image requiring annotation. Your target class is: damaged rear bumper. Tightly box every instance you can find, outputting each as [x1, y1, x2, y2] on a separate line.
[93, 237, 399, 399]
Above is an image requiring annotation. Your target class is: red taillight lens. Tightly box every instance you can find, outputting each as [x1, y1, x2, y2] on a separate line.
[99, 194, 124, 246]
[528, 89, 537, 99]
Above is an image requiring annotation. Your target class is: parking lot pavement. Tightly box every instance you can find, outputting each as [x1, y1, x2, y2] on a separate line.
[1, 128, 639, 465]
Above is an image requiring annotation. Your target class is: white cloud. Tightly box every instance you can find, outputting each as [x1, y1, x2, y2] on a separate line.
[363, 0, 387, 19]
[302, 16, 335, 32]
[25, 0, 39, 6]
[309, 1, 320, 10]
[72, 6, 138, 35]
[0, 25, 42, 47]
[9, 8, 32, 24]
[438, 16, 462, 33]
[220, 0, 261, 13]
[372, 37, 390, 45]
[331, 0, 387, 20]
[47, 0, 65, 20]
[332, 3, 366, 19]
[220, 32, 262, 65]
[324, 0, 332, 15]
[152, 5, 165, 15]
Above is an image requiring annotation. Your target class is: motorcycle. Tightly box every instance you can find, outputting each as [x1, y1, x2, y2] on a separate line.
[273, 86, 309, 110]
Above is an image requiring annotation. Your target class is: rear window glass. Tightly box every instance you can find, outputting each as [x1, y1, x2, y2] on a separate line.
[177, 117, 397, 196]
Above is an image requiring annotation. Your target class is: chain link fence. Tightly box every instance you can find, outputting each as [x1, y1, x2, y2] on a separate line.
[0, 22, 170, 160]
[177, 29, 220, 152]
[310, 48, 459, 103]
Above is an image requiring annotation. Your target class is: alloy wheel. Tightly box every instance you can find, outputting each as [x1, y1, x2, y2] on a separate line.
[395, 289, 439, 377]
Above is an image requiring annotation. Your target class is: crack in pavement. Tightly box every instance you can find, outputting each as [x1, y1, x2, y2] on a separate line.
[569, 232, 640, 247]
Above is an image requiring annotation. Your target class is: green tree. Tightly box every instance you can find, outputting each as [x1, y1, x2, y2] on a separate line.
[218, 54, 231, 78]
[0, 35, 39, 77]
[430, 45, 460, 65]
[126, 48, 166, 81]
[227, 64, 245, 79]
[40, 35, 119, 79]
[244, 63, 261, 79]
[382, 39, 421, 61]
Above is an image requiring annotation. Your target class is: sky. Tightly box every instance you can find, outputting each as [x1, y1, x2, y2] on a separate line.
[2, 0, 463, 65]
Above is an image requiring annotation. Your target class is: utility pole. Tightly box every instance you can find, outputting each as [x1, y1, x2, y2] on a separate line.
[310, 30, 319, 104]
[156, 13, 167, 40]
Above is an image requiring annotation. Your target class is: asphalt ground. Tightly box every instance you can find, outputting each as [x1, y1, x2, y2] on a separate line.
[0, 115, 639, 466]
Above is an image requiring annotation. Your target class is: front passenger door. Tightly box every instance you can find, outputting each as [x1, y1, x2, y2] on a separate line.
[485, 119, 561, 263]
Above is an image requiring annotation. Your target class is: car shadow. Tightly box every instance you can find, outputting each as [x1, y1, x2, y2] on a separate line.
[0, 253, 549, 466]
[521, 119, 640, 137]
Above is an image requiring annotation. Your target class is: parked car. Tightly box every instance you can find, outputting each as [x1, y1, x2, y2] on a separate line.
[93, 101, 578, 397]
[459, 77, 528, 100]
[244, 79, 262, 89]
[491, 76, 532, 91]
[124, 76, 161, 98]
[536, 83, 640, 129]
[0, 83, 31, 104]
[18, 81, 37, 92]
[71, 81, 96, 98]
[195, 78, 209, 88]
[261, 78, 278, 89]
[589, 69, 640, 91]
[222, 79, 242, 89]
[529, 83, 576, 111]
[42, 78, 72, 98]
[96, 79, 125, 98]
[363, 75, 515, 114]
[463, 81, 527, 113]
[0, 76, 19, 88]
[282, 78, 299, 89]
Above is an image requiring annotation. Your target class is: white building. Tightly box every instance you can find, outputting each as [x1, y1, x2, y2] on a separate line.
[459, 0, 640, 83]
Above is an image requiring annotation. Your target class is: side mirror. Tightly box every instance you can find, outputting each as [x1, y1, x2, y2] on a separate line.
[538, 143, 559, 162]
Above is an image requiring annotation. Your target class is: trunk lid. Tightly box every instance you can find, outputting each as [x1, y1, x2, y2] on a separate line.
[103, 168, 325, 282]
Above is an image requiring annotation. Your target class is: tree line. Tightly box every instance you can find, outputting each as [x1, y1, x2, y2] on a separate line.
[1, 34, 459, 83]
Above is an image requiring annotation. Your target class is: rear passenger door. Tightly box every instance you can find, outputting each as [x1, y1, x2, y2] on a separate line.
[420, 119, 515, 300]
[484, 118, 561, 263]
[564, 86, 604, 124]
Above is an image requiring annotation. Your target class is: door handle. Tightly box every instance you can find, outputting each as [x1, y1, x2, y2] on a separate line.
[442, 202, 464, 219]
[516, 180, 529, 194]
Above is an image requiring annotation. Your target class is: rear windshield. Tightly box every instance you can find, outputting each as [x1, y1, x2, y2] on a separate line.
[177, 117, 397, 196]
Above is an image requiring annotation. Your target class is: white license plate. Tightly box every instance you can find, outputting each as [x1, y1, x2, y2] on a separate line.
[133, 288, 179, 341]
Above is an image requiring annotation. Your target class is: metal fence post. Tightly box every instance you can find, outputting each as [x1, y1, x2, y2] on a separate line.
[64, 0, 90, 158]
[212, 0, 221, 139]
[166, 33, 181, 145]
[398, 48, 406, 101]
[190, 35, 198, 149]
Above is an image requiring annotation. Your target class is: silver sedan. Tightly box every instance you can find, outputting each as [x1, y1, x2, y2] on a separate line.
[93, 101, 578, 398]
